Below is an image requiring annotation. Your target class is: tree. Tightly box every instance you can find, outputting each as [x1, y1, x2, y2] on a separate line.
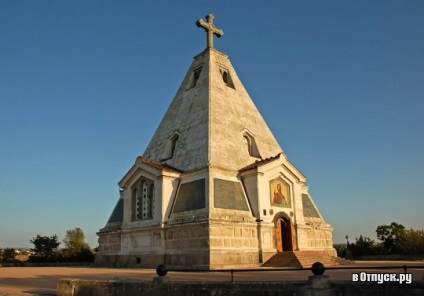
[63, 227, 89, 254]
[396, 228, 424, 254]
[333, 244, 347, 258]
[2, 248, 16, 262]
[376, 222, 405, 254]
[30, 235, 60, 259]
[349, 235, 379, 257]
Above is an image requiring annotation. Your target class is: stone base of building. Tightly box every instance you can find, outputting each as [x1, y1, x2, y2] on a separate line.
[94, 254, 165, 269]
[94, 252, 210, 270]
[95, 250, 262, 270]
[96, 219, 264, 270]
[209, 250, 260, 269]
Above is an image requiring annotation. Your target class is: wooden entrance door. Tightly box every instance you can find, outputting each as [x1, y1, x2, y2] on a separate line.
[276, 217, 293, 252]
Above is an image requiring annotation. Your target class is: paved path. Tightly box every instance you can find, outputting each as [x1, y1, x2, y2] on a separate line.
[0, 261, 423, 295]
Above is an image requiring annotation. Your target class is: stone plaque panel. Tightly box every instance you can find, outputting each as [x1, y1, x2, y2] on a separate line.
[173, 179, 206, 213]
[214, 178, 249, 211]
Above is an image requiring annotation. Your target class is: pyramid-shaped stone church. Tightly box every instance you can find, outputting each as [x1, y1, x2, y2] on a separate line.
[96, 14, 338, 269]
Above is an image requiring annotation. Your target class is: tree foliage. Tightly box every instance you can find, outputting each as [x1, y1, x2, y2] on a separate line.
[349, 235, 379, 257]
[61, 227, 94, 262]
[397, 228, 424, 254]
[2, 248, 16, 262]
[30, 235, 60, 258]
[28, 229, 94, 263]
[376, 222, 406, 254]
[334, 244, 347, 258]
[63, 227, 89, 254]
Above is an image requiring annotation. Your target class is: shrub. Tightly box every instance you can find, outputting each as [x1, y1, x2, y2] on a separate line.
[334, 244, 347, 258]
[2, 248, 16, 263]
[397, 229, 424, 254]
[349, 235, 379, 258]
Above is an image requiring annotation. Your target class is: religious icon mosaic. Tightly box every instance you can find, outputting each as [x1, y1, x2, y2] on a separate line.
[270, 178, 291, 208]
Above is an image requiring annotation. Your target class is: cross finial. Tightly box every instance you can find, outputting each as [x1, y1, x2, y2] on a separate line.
[196, 14, 224, 49]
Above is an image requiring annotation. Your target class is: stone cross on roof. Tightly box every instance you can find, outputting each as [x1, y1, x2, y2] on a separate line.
[196, 14, 224, 49]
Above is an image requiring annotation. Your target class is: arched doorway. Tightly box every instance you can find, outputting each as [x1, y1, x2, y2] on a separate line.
[275, 216, 293, 252]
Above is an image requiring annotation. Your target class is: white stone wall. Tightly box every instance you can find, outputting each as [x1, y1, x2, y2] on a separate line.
[97, 232, 121, 254]
[208, 49, 283, 171]
[209, 221, 259, 267]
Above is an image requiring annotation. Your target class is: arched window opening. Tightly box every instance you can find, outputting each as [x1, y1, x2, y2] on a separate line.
[187, 66, 202, 89]
[219, 68, 235, 89]
[223, 71, 228, 84]
[142, 182, 149, 219]
[137, 181, 144, 220]
[148, 184, 154, 218]
[132, 178, 155, 221]
[242, 131, 261, 158]
[170, 134, 179, 157]
[132, 188, 138, 221]
[161, 132, 181, 161]
[194, 70, 200, 85]
[244, 135, 252, 156]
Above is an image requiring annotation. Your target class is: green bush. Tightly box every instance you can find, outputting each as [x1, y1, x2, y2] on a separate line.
[2, 248, 16, 263]
[28, 248, 95, 263]
[349, 235, 380, 258]
[397, 229, 424, 254]
[28, 255, 54, 263]
[74, 248, 95, 262]
[334, 244, 347, 258]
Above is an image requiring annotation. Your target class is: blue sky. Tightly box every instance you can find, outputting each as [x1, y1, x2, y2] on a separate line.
[1, 1, 423, 249]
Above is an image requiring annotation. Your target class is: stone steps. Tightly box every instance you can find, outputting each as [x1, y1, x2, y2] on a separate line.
[262, 250, 339, 268]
